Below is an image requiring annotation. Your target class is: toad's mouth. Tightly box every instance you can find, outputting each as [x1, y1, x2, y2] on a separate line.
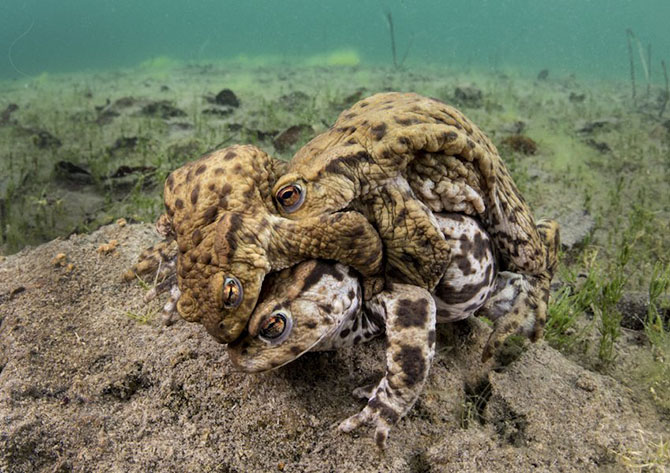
[228, 328, 248, 348]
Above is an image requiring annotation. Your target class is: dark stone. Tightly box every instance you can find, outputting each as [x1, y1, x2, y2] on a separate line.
[569, 92, 586, 103]
[0, 103, 18, 126]
[584, 138, 611, 153]
[113, 96, 137, 108]
[95, 108, 120, 125]
[140, 100, 187, 119]
[500, 135, 538, 155]
[54, 161, 94, 185]
[33, 130, 62, 149]
[214, 88, 240, 108]
[108, 136, 139, 155]
[453, 86, 483, 108]
[537, 69, 549, 80]
[279, 91, 310, 111]
[617, 292, 670, 331]
[273, 124, 314, 152]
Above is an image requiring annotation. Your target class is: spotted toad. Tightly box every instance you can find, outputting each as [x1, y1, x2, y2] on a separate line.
[273, 92, 559, 352]
[228, 212, 531, 448]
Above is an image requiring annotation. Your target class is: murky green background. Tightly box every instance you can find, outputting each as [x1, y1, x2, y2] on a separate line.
[1, 0, 668, 80]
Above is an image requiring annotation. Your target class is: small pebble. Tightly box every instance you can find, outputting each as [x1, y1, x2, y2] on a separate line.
[52, 253, 67, 267]
[97, 240, 119, 254]
[576, 374, 597, 392]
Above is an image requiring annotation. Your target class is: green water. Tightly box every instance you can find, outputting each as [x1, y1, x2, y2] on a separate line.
[1, 0, 668, 81]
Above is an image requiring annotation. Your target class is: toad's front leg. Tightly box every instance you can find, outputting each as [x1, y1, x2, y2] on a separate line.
[338, 283, 436, 449]
[361, 178, 451, 291]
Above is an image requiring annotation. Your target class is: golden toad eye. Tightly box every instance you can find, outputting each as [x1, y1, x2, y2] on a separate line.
[259, 311, 293, 344]
[222, 277, 243, 308]
[276, 184, 304, 213]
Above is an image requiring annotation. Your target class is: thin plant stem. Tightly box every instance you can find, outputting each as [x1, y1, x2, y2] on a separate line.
[385, 11, 398, 69]
[647, 44, 652, 98]
[626, 29, 636, 102]
[660, 60, 669, 118]
[8, 18, 34, 78]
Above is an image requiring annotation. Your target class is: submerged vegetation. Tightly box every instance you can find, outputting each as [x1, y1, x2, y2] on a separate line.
[0, 55, 669, 450]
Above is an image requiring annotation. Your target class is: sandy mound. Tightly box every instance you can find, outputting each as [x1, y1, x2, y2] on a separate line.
[0, 223, 664, 472]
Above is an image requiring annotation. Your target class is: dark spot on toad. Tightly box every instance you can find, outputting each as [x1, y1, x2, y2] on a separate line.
[394, 346, 426, 387]
[369, 397, 399, 423]
[220, 183, 232, 196]
[396, 298, 430, 328]
[371, 122, 387, 140]
[458, 257, 473, 275]
[303, 263, 344, 292]
[290, 346, 302, 355]
[192, 228, 203, 246]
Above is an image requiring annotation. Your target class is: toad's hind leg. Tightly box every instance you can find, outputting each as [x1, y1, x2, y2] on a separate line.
[478, 218, 560, 360]
[338, 283, 436, 449]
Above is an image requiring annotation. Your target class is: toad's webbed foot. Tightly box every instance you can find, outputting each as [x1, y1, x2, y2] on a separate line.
[478, 218, 560, 360]
[122, 239, 177, 284]
[123, 239, 181, 325]
[338, 284, 436, 449]
[351, 383, 377, 400]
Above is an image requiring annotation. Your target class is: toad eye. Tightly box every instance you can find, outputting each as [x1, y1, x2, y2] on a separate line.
[275, 184, 304, 213]
[222, 277, 243, 308]
[259, 311, 293, 344]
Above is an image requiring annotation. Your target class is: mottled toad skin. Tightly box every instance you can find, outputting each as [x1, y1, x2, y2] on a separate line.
[274, 92, 559, 349]
[229, 212, 505, 448]
[128, 145, 383, 343]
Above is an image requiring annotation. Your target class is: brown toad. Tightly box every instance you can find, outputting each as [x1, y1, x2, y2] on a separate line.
[273, 92, 559, 353]
[126, 145, 383, 342]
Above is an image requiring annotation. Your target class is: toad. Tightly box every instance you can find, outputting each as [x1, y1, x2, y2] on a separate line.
[273, 92, 559, 352]
[125, 145, 383, 343]
[229, 212, 536, 448]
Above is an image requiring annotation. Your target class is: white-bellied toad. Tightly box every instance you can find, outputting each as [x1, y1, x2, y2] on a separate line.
[228, 212, 536, 448]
